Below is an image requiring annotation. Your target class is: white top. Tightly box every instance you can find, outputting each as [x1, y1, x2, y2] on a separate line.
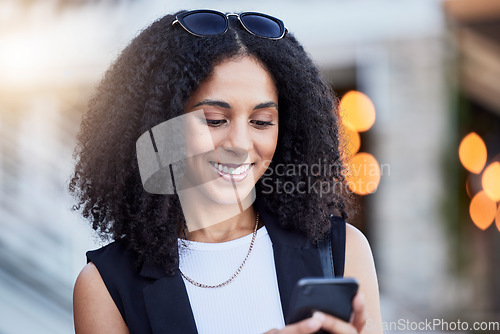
[178, 226, 285, 334]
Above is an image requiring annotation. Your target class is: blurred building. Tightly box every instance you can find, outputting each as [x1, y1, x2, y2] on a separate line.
[0, 0, 499, 333]
[444, 0, 500, 321]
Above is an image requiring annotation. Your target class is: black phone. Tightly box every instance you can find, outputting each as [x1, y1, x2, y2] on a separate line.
[286, 277, 359, 324]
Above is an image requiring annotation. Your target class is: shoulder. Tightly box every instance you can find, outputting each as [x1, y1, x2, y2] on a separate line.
[74, 263, 129, 333]
[345, 223, 372, 260]
[344, 223, 382, 331]
[87, 240, 130, 264]
[85, 241, 139, 285]
[344, 222, 376, 281]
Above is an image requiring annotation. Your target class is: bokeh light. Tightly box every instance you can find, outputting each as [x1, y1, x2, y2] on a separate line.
[459, 132, 487, 174]
[469, 190, 497, 230]
[496, 206, 500, 233]
[482, 162, 500, 202]
[346, 152, 381, 195]
[339, 91, 376, 132]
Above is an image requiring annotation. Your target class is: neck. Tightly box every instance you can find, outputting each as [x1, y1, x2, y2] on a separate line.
[188, 206, 258, 243]
[177, 187, 260, 243]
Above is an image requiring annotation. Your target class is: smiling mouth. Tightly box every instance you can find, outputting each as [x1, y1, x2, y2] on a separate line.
[209, 161, 254, 182]
[210, 161, 253, 174]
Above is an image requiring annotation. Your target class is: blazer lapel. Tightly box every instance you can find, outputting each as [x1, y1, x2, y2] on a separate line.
[141, 263, 198, 334]
[256, 198, 324, 322]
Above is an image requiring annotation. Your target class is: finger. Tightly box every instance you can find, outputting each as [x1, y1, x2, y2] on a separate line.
[317, 311, 358, 334]
[279, 312, 326, 334]
[351, 292, 367, 332]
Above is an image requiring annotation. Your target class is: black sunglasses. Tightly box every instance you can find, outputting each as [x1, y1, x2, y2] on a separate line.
[172, 10, 287, 40]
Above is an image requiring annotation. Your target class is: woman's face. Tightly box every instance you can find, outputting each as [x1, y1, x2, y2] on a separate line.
[181, 55, 279, 205]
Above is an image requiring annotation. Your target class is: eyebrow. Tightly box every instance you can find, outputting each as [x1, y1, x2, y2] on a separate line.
[192, 100, 230, 109]
[254, 102, 278, 111]
[192, 99, 278, 111]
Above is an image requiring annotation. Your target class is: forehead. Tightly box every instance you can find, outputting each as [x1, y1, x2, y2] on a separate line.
[190, 56, 278, 101]
[209, 55, 272, 80]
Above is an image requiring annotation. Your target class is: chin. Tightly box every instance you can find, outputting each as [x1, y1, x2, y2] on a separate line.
[202, 180, 256, 206]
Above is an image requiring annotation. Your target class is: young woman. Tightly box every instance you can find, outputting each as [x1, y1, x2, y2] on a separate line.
[71, 10, 382, 334]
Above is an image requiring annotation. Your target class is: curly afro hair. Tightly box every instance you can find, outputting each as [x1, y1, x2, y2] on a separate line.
[69, 11, 350, 276]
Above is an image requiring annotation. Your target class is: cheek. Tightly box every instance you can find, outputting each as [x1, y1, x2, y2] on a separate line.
[256, 129, 279, 162]
[185, 136, 213, 157]
[204, 131, 224, 149]
[184, 123, 215, 157]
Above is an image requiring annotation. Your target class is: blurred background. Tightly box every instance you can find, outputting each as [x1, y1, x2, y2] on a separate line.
[1, 0, 499, 333]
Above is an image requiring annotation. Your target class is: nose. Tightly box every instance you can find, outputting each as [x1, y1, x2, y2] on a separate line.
[219, 118, 252, 160]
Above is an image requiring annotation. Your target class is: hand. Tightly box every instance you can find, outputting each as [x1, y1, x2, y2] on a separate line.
[265, 292, 367, 334]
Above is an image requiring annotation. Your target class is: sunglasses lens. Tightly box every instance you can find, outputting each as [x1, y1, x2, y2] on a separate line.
[240, 14, 284, 38]
[182, 12, 227, 36]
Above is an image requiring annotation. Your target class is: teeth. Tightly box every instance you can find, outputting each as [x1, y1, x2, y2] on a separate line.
[212, 162, 251, 175]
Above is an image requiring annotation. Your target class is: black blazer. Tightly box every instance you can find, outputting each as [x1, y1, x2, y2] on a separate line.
[87, 201, 346, 334]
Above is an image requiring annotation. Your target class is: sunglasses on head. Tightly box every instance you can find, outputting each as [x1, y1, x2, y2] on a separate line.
[172, 10, 287, 40]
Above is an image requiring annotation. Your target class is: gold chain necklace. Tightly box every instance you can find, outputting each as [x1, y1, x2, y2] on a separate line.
[179, 213, 260, 288]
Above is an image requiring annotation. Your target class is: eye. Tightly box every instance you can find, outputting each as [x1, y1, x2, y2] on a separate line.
[251, 120, 275, 128]
[206, 119, 227, 127]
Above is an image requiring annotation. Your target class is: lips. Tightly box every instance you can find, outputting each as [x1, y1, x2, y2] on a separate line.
[209, 161, 254, 182]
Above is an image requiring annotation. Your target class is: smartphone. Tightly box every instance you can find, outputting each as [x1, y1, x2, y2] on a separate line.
[286, 277, 359, 324]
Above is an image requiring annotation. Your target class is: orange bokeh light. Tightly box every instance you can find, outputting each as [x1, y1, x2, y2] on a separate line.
[469, 190, 496, 230]
[346, 152, 381, 195]
[341, 127, 361, 158]
[482, 162, 500, 202]
[339, 91, 376, 132]
[496, 206, 500, 233]
[459, 132, 487, 174]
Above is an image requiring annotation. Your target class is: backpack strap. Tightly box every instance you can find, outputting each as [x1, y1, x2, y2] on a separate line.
[318, 214, 346, 278]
